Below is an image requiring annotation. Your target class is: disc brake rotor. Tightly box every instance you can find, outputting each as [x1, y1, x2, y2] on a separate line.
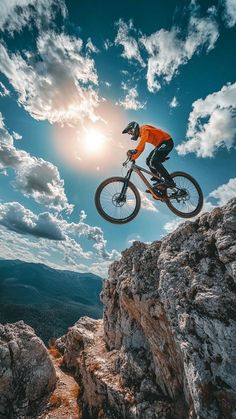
[177, 188, 190, 202]
[112, 193, 126, 207]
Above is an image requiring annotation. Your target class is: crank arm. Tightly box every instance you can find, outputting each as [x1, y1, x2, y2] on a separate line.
[148, 188, 167, 202]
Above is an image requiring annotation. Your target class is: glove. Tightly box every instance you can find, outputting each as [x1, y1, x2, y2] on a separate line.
[127, 149, 137, 159]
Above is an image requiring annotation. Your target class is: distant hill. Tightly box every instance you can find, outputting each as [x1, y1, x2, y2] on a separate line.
[0, 259, 103, 343]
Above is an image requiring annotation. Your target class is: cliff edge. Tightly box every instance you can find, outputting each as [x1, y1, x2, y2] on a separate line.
[60, 199, 236, 418]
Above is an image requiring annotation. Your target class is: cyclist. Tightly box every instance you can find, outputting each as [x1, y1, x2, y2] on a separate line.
[122, 121, 175, 190]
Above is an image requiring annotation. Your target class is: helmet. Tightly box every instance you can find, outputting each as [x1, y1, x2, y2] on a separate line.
[122, 121, 140, 141]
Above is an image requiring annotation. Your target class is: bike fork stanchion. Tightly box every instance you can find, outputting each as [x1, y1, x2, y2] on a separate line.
[119, 169, 133, 201]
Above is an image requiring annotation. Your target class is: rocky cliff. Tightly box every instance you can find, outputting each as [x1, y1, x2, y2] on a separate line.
[60, 198, 236, 418]
[0, 321, 56, 418]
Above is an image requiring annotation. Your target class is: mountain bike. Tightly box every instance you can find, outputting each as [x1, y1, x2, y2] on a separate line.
[95, 156, 203, 224]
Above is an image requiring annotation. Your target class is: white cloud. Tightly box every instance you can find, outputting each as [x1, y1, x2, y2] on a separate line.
[0, 202, 65, 240]
[223, 0, 236, 27]
[170, 96, 179, 108]
[177, 82, 236, 157]
[103, 39, 113, 50]
[64, 218, 120, 260]
[12, 131, 22, 140]
[127, 234, 141, 245]
[0, 169, 8, 176]
[0, 113, 29, 168]
[0, 31, 100, 125]
[141, 28, 182, 92]
[14, 158, 73, 212]
[0, 201, 119, 260]
[141, 14, 219, 92]
[209, 178, 236, 205]
[0, 224, 95, 274]
[117, 83, 146, 110]
[86, 38, 99, 53]
[0, 0, 67, 34]
[0, 81, 10, 97]
[115, 10, 218, 93]
[115, 19, 145, 67]
[163, 200, 216, 233]
[163, 218, 183, 234]
[0, 201, 120, 275]
[0, 113, 72, 212]
[139, 190, 159, 213]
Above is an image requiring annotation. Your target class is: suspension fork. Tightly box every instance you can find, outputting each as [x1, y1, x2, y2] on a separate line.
[119, 168, 133, 200]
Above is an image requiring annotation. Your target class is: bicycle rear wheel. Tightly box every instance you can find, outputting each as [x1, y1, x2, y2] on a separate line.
[95, 177, 141, 224]
[166, 171, 203, 218]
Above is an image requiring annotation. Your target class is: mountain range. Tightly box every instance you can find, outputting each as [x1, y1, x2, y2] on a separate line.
[0, 259, 103, 343]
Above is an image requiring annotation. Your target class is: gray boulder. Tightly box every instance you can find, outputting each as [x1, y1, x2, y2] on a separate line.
[0, 321, 56, 418]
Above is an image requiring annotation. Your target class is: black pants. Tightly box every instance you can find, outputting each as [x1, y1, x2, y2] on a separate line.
[146, 138, 174, 182]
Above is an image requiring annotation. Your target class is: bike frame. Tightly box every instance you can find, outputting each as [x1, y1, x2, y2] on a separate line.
[119, 161, 167, 202]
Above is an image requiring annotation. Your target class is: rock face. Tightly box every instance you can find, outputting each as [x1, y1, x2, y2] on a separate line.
[61, 199, 236, 418]
[0, 321, 56, 418]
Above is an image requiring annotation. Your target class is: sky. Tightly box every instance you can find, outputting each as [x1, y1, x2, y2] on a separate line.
[0, 0, 235, 276]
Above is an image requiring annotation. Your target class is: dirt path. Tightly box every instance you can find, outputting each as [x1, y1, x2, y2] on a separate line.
[39, 356, 80, 419]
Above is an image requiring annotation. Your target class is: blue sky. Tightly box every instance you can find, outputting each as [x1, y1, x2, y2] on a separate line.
[0, 0, 235, 276]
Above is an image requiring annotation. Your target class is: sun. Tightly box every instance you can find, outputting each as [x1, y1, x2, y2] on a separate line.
[81, 128, 106, 155]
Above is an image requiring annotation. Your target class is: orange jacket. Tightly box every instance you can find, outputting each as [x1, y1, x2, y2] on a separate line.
[133, 125, 171, 160]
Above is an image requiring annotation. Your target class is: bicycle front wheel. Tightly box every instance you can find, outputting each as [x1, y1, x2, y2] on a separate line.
[166, 171, 203, 218]
[95, 177, 141, 224]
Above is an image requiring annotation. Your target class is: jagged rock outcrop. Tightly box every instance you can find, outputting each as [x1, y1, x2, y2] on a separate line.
[0, 321, 56, 418]
[61, 199, 236, 418]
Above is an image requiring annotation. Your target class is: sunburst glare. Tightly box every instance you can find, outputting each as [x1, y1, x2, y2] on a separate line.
[81, 128, 106, 155]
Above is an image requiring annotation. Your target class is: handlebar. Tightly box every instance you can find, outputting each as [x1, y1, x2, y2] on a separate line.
[123, 149, 137, 166]
[122, 156, 131, 167]
[122, 156, 135, 167]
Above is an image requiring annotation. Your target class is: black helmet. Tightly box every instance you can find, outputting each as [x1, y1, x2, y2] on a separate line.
[122, 121, 140, 141]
